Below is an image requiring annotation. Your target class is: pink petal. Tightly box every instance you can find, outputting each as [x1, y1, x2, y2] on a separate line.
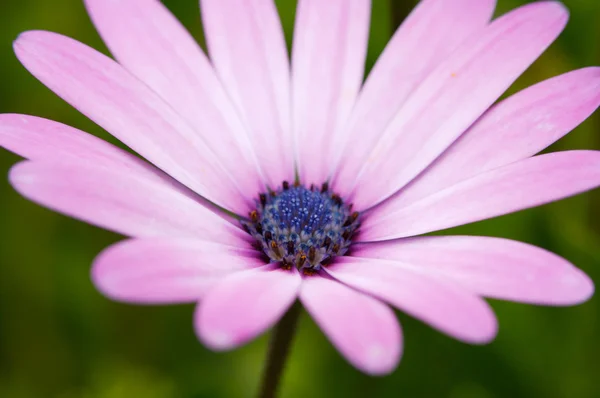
[0, 114, 190, 191]
[292, 0, 371, 185]
[84, 0, 264, 197]
[333, 0, 495, 186]
[9, 161, 248, 243]
[353, 236, 594, 306]
[361, 150, 600, 241]
[299, 274, 401, 375]
[0, 114, 225, 225]
[326, 258, 498, 344]
[0, 114, 141, 170]
[380, 67, 600, 210]
[200, 0, 293, 186]
[14, 31, 253, 214]
[336, 2, 568, 209]
[195, 265, 301, 350]
[92, 238, 264, 304]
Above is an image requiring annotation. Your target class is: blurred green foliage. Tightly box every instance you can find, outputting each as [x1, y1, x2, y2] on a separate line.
[1, 0, 599, 397]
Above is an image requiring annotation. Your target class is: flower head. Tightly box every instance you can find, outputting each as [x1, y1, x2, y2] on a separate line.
[1, 0, 599, 375]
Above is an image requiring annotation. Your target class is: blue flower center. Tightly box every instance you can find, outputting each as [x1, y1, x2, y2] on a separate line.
[242, 182, 360, 271]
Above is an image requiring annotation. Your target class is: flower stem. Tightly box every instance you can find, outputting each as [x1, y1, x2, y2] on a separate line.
[257, 301, 302, 398]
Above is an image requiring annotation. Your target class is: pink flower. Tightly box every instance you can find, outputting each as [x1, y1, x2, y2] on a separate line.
[1, 0, 599, 376]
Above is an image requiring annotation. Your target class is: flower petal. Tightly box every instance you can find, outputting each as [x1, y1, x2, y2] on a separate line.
[84, 0, 264, 197]
[92, 238, 263, 304]
[195, 266, 301, 351]
[0, 114, 222, 223]
[361, 150, 600, 241]
[325, 258, 498, 344]
[0, 114, 184, 188]
[299, 274, 401, 375]
[200, 0, 293, 186]
[14, 30, 252, 214]
[333, 0, 495, 185]
[9, 161, 248, 243]
[292, 0, 371, 185]
[336, 2, 568, 209]
[381, 67, 600, 210]
[353, 236, 594, 306]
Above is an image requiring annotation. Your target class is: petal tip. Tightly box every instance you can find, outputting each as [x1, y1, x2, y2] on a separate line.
[461, 308, 499, 346]
[13, 31, 31, 47]
[13, 31, 40, 65]
[513, 1, 569, 27]
[557, 268, 595, 306]
[13, 30, 45, 52]
[358, 343, 402, 376]
[89, 246, 132, 302]
[89, 244, 117, 292]
[8, 161, 33, 190]
[533, 1, 568, 15]
[198, 329, 238, 352]
[547, 1, 569, 24]
[194, 304, 246, 352]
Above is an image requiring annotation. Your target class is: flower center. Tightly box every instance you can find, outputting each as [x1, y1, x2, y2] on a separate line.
[242, 182, 360, 271]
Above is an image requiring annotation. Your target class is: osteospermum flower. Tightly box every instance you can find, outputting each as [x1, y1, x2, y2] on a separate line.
[1, 0, 599, 378]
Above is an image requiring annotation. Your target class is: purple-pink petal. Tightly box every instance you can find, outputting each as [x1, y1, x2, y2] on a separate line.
[0, 114, 197, 195]
[0, 114, 149, 173]
[379, 67, 600, 210]
[200, 0, 294, 187]
[14, 30, 253, 214]
[292, 0, 371, 185]
[92, 238, 263, 304]
[299, 274, 402, 375]
[333, 0, 495, 187]
[84, 0, 265, 198]
[195, 265, 301, 351]
[353, 236, 594, 306]
[326, 258, 498, 344]
[337, 1, 568, 209]
[9, 161, 248, 243]
[362, 150, 600, 241]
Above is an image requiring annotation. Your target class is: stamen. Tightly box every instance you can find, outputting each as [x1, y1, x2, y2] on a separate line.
[308, 246, 316, 263]
[331, 194, 342, 206]
[281, 258, 292, 270]
[241, 182, 360, 271]
[298, 254, 307, 268]
[332, 243, 340, 254]
[250, 210, 258, 222]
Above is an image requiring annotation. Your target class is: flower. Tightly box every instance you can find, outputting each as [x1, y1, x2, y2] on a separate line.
[1, 0, 599, 376]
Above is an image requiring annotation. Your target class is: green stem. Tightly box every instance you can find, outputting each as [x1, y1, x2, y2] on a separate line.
[257, 302, 302, 398]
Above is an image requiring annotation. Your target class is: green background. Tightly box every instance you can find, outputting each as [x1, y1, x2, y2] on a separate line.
[1, 0, 599, 397]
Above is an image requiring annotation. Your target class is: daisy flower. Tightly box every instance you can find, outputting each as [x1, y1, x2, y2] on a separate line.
[1, 0, 599, 387]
